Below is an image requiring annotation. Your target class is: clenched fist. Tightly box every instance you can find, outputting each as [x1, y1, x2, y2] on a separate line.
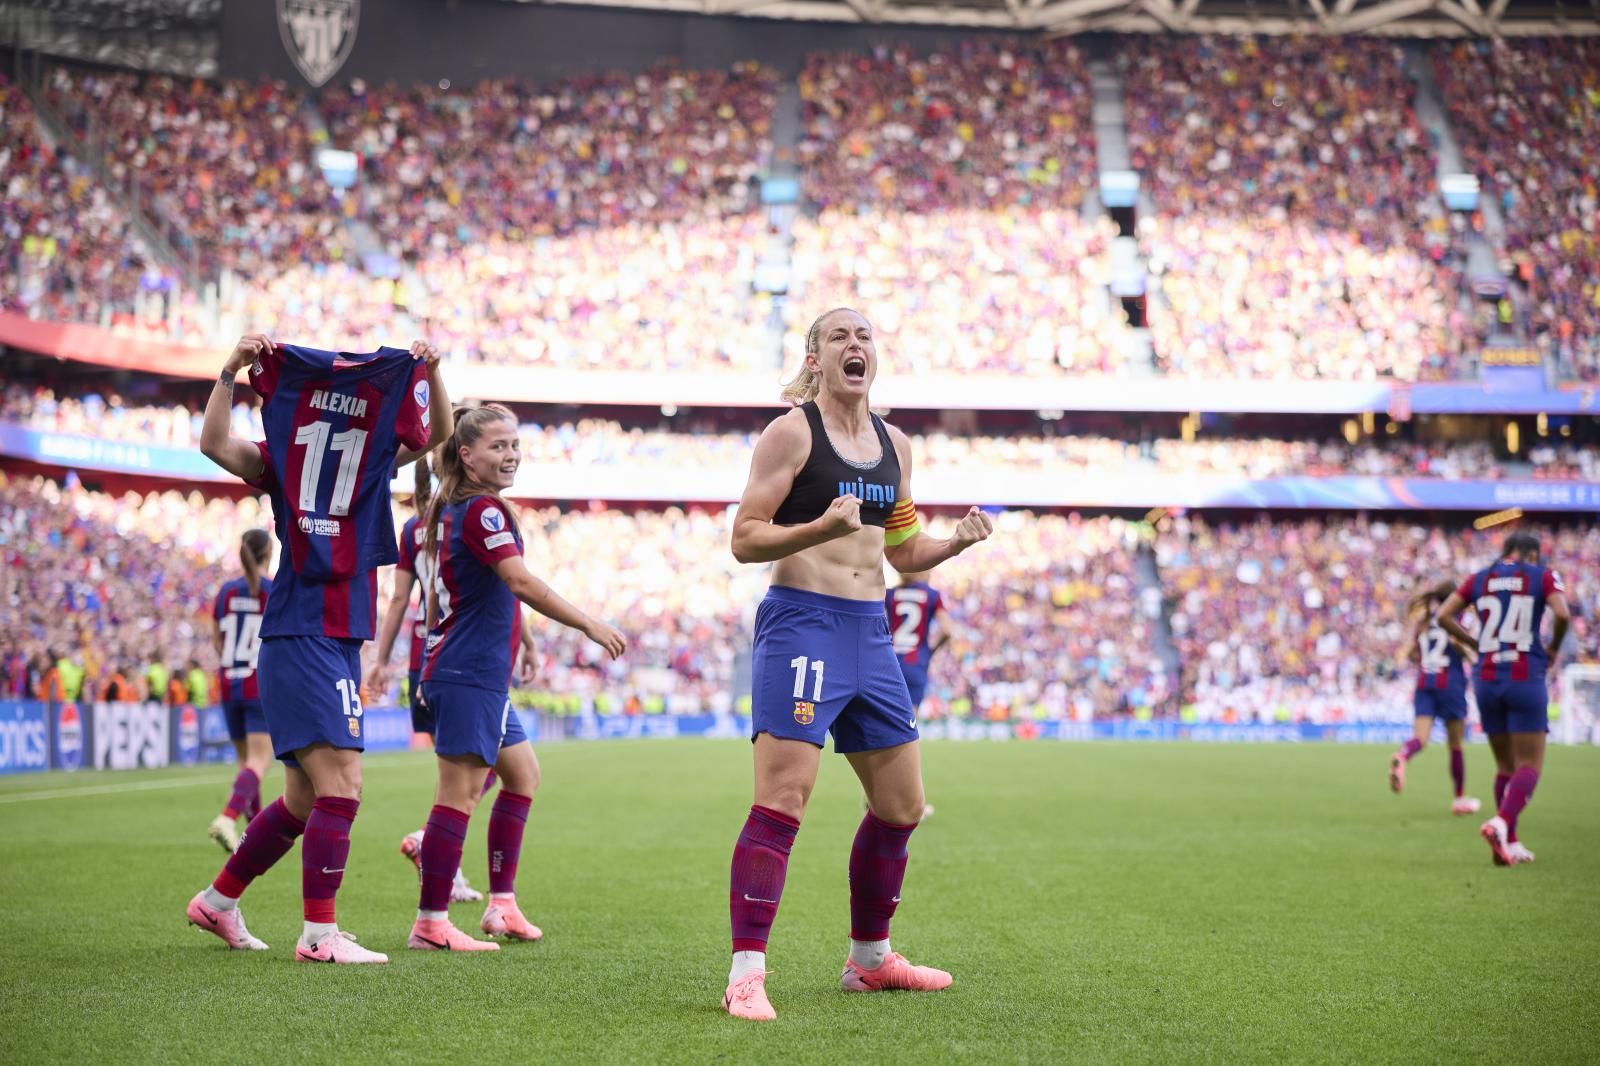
[951, 506, 994, 553]
[819, 495, 863, 539]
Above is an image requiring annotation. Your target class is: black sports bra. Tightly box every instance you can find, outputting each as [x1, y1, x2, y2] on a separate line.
[771, 402, 902, 528]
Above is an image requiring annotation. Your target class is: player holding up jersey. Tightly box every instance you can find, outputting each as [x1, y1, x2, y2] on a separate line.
[406, 405, 625, 952]
[186, 333, 450, 963]
[207, 529, 275, 852]
[1434, 533, 1570, 866]
[1388, 580, 1481, 815]
[722, 308, 992, 1022]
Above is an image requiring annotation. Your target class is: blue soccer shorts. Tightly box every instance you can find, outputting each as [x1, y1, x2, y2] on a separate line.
[258, 636, 365, 763]
[750, 585, 919, 754]
[1474, 678, 1548, 735]
[1413, 686, 1467, 722]
[423, 680, 527, 764]
[222, 700, 269, 741]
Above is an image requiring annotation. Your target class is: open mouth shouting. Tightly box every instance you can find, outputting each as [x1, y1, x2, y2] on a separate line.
[842, 354, 868, 385]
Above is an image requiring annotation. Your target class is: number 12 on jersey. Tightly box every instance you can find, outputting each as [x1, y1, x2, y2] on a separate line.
[790, 656, 825, 701]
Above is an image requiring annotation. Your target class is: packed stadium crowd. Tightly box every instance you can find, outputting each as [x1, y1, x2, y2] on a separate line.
[3, 39, 1593, 384]
[8, 382, 1597, 481]
[4, 469, 1593, 725]
[1120, 36, 1467, 381]
[784, 207, 1133, 376]
[42, 64, 351, 279]
[1160, 515, 1600, 722]
[797, 40, 1096, 213]
[1433, 39, 1600, 378]
[0, 75, 178, 330]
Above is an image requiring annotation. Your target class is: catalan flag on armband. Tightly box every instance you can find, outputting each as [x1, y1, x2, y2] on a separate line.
[884, 499, 921, 546]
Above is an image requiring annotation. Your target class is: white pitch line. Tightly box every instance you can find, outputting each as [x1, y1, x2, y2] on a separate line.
[0, 774, 236, 805]
[0, 752, 429, 805]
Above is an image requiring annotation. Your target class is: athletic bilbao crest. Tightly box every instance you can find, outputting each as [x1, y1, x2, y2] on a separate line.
[277, 0, 359, 88]
[793, 700, 815, 726]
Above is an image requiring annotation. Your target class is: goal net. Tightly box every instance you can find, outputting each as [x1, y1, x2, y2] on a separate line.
[1556, 664, 1600, 746]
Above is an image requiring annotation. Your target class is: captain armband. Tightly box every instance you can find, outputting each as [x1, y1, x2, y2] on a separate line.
[883, 499, 921, 546]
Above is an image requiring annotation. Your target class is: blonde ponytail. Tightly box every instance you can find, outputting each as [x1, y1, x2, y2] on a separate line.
[424, 404, 521, 558]
[781, 306, 858, 406]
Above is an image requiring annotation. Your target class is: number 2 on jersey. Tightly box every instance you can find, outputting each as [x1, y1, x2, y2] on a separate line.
[790, 656, 825, 701]
[891, 601, 924, 655]
[294, 421, 368, 516]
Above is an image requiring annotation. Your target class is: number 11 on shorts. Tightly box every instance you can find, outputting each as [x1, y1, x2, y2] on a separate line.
[790, 656, 824, 701]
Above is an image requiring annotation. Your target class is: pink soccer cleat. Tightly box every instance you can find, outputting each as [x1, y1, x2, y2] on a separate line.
[723, 970, 776, 1022]
[1480, 817, 1514, 867]
[1506, 841, 1536, 865]
[186, 891, 267, 951]
[480, 898, 542, 941]
[399, 829, 424, 870]
[1388, 753, 1406, 794]
[841, 952, 953, 993]
[408, 917, 500, 952]
[1451, 796, 1481, 816]
[296, 930, 390, 964]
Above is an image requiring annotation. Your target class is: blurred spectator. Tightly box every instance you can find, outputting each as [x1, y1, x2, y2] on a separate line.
[1433, 39, 1600, 379]
[785, 207, 1132, 376]
[1159, 514, 1600, 721]
[799, 40, 1095, 212]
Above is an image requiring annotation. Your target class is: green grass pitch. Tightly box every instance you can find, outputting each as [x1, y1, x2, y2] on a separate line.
[1, 740, 1596, 1064]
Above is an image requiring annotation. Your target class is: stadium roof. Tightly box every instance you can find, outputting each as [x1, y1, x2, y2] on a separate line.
[501, 0, 1600, 35]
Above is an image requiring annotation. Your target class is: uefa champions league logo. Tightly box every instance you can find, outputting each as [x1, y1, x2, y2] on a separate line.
[414, 379, 430, 410]
[277, 0, 360, 88]
[481, 508, 506, 533]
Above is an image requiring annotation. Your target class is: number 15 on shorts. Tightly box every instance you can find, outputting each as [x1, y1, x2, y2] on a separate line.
[790, 656, 825, 701]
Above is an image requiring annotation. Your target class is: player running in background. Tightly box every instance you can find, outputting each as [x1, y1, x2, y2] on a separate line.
[722, 307, 992, 1022]
[368, 455, 489, 904]
[207, 528, 275, 852]
[403, 404, 625, 952]
[1434, 532, 1570, 866]
[1388, 580, 1480, 815]
[886, 569, 954, 819]
[186, 333, 450, 963]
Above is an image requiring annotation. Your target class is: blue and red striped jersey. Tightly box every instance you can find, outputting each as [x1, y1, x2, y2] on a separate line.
[214, 576, 271, 701]
[423, 495, 524, 690]
[886, 582, 942, 669]
[396, 514, 431, 673]
[1455, 560, 1565, 683]
[245, 343, 430, 640]
[1415, 618, 1466, 692]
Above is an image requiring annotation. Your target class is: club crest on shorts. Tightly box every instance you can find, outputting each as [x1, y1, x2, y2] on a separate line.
[276, 0, 359, 88]
[347, 716, 361, 738]
[793, 700, 815, 726]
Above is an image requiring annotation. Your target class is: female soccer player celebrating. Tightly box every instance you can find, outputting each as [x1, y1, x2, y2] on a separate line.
[369, 456, 489, 904]
[721, 308, 993, 1021]
[186, 332, 451, 963]
[406, 404, 626, 952]
[1388, 580, 1480, 814]
[207, 528, 275, 852]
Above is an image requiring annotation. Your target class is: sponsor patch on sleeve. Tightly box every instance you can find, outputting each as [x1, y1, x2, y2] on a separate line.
[484, 531, 516, 551]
